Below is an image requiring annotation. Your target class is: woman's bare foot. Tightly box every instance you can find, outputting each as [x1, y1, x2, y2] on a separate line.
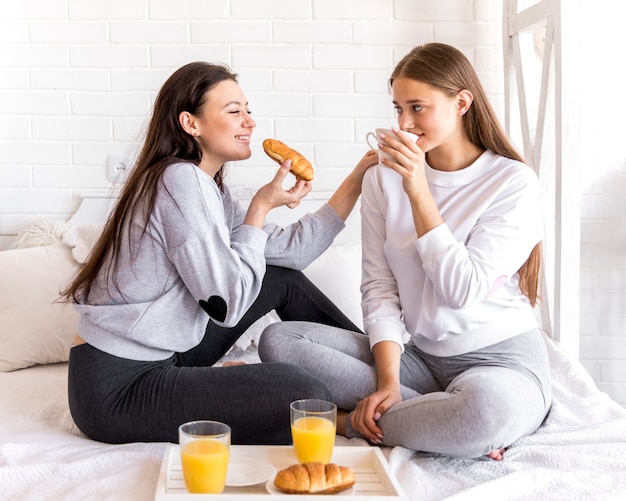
[222, 361, 246, 367]
[487, 448, 506, 461]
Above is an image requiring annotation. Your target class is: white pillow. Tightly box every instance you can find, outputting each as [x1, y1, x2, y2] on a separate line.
[0, 243, 80, 371]
[0, 230, 363, 367]
[10, 217, 63, 249]
[304, 243, 363, 330]
[62, 222, 105, 264]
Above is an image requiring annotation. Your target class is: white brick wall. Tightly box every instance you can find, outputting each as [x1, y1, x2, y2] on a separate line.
[0, 0, 624, 407]
[577, 3, 626, 408]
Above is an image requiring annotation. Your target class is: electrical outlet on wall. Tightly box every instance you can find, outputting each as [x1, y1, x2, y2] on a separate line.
[107, 154, 129, 183]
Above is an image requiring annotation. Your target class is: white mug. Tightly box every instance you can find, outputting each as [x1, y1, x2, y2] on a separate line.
[365, 127, 419, 163]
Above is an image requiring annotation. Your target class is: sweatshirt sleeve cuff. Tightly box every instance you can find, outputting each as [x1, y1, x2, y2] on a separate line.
[316, 203, 346, 232]
[231, 223, 269, 248]
[367, 319, 406, 352]
[414, 223, 456, 264]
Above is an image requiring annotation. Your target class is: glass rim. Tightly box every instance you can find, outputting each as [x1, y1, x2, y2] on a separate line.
[290, 398, 337, 412]
[178, 420, 231, 438]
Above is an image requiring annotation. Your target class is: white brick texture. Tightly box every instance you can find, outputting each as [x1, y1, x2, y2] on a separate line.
[0, 0, 624, 407]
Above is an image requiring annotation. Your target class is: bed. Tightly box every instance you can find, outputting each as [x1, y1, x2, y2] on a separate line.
[1, 192, 625, 500]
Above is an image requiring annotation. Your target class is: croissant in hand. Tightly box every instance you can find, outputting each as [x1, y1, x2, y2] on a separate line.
[263, 138, 315, 181]
[273, 462, 356, 495]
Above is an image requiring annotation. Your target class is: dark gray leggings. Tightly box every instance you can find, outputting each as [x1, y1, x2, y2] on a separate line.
[68, 266, 361, 445]
[259, 323, 552, 458]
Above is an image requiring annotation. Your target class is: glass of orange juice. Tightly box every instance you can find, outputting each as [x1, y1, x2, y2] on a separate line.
[178, 420, 231, 494]
[290, 399, 337, 464]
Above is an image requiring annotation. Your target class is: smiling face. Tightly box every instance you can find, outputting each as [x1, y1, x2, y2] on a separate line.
[180, 79, 256, 176]
[391, 77, 467, 155]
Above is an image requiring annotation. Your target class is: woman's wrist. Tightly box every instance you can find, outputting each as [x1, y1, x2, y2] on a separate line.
[327, 176, 360, 221]
[244, 198, 270, 228]
[376, 375, 401, 393]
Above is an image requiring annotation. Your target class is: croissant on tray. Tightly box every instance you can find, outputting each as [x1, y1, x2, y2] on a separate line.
[273, 462, 356, 495]
[262, 138, 315, 181]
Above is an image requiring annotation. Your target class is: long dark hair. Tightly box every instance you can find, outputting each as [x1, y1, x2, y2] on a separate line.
[391, 43, 541, 306]
[62, 62, 238, 303]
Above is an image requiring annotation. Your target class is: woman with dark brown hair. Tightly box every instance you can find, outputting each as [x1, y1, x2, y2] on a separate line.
[62, 61, 376, 444]
[260, 43, 551, 460]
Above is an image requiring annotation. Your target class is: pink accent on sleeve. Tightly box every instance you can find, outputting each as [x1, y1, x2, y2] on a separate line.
[487, 275, 508, 297]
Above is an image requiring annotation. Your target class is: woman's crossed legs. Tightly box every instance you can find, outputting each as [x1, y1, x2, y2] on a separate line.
[259, 322, 551, 459]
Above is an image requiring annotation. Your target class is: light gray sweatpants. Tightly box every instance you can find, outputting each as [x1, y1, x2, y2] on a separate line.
[258, 323, 552, 458]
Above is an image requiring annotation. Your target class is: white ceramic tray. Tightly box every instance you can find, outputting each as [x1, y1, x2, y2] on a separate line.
[154, 444, 407, 500]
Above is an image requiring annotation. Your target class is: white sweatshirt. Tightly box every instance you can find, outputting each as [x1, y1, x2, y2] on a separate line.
[360, 150, 543, 357]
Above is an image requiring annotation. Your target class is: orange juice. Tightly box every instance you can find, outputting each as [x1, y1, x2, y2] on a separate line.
[180, 438, 230, 493]
[291, 416, 336, 463]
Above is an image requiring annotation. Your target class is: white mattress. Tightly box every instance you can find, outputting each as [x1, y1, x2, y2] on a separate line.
[1, 338, 626, 500]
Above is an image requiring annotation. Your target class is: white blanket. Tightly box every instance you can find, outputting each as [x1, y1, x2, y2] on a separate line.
[1, 338, 625, 501]
[387, 337, 626, 500]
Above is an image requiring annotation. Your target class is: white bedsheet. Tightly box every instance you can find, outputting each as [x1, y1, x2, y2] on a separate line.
[1, 338, 625, 501]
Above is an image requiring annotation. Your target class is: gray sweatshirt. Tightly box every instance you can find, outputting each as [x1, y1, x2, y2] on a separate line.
[75, 162, 345, 361]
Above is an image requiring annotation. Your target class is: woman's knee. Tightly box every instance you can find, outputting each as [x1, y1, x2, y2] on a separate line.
[445, 378, 542, 456]
[258, 322, 286, 361]
[258, 321, 312, 362]
[264, 265, 307, 287]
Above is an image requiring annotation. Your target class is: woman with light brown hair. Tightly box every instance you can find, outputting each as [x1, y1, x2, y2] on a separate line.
[260, 43, 551, 460]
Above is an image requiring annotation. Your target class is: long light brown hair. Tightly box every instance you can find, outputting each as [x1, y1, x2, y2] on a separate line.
[61, 62, 238, 303]
[390, 43, 541, 306]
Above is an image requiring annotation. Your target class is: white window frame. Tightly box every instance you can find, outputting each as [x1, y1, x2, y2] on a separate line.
[503, 0, 581, 358]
